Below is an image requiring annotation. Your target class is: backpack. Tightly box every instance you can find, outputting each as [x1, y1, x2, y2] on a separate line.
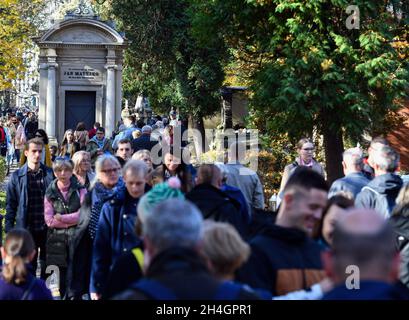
[360, 186, 396, 218]
[0, 126, 6, 144]
[131, 278, 243, 300]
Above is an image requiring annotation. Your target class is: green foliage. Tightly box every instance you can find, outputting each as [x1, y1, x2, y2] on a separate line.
[191, 0, 409, 144]
[0, 156, 6, 184]
[110, 0, 228, 119]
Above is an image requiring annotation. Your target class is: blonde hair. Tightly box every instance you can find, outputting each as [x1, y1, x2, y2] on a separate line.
[52, 159, 73, 172]
[132, 149, 151, 161]
[72, 151, 91, 175]
[2, 229, 35, 284]
[132, 130, 142, 139]
[392, 184, 409, 217]
[201, 221, 250, 278]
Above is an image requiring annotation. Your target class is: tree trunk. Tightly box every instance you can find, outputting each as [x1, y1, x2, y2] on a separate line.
[190, 114, 208, 154]
[221, 88, 233, 130]
[322, 124, 344, 185]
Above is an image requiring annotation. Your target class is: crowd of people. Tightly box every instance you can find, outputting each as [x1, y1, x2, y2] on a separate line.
[1, 107, 409, 301]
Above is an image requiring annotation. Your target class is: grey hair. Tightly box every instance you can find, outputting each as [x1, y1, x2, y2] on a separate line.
[91, 154, 121, 189]
[141, 125, 152, 134]
[342, 147, 364, 168]
[122, 159, 148, 177]
[373, 145, 399, 172]
[143, 199, 203, 253]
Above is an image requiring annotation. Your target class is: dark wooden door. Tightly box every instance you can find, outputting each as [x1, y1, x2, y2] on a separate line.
[65, 91, 96, 131]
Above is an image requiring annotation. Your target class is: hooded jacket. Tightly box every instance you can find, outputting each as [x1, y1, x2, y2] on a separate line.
[186, 183, 247, 237]
[237, 223, 325, 296]
[390, 210, 409, 289]
[355, 173, 403, 218]
[90, 187, 143, 295]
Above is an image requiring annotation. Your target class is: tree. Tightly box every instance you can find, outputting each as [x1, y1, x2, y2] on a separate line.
[0, 0, 45, 91]
[191, 0, 409, 182]
[109, 0, 228, 151]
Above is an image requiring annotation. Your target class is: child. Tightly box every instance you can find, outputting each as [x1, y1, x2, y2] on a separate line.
[0, 229, 53, 300]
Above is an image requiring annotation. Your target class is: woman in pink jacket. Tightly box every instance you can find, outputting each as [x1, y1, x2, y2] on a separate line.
[44, 158, 87, 299]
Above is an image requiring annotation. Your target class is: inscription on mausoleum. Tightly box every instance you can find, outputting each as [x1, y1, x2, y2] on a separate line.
[62, 67, 102, 82]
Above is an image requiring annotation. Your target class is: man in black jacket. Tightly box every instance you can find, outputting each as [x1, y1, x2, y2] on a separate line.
[237, 167, 329, 296]
[6, 138, 54, 278]
[186, 164, 247, 237]
[322, 208, 409, 300]
[114, 199, 260, 300]
[131, 125, 158, 153]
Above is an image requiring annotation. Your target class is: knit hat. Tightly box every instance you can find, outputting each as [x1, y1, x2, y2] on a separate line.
[137, 177, 185, 224]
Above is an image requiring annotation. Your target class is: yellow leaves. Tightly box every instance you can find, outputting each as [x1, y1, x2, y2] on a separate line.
[320, 58, 333, 71]
[310, 46, 319, 53]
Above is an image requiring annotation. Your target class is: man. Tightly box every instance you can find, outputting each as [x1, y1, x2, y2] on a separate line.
[355, 145, 402, 218]
[237, 167, 328, 295]
[224, 142, 264, 214]
[115, 139, 133, 167]
[329, 147, 370, 199]
[112, 116, 138, 150]
[169, 110, 179, 127]
[86, 127, 114, 167]
[186, 164, 247, 237]
[114, 199, 260, 300]
[23, 112, 38, 140]
[322, 208, 409, 300]
[5, 138, 54, 278]
[131, 125, 158, 153]
[363, 136, 390, 179]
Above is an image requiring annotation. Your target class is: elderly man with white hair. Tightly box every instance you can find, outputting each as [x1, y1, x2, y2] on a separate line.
[355, 145, 403, 218]
[131, 125, 159, 154]
[328, 147, 370, 199]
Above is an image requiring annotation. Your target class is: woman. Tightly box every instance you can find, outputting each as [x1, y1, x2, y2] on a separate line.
[8, 116, 25, 164]
[59, 129, 80, 159]
[74, 122, 89, 150]
[132, 149, 154, 186]
[104, 177, 185, 299]
[91, 160, 149, 300]
[19, 129, 52, 167]
[44, 159, 87, 299]
[279, 138, 325, 196]
[162, 124, 173, 146]
[312, 195, 354, 249]
[72, 151, 95, 190]
[68, 155, 123, 300]
[153, 148, 193, 193]
[0, 229, 53, 300]
[389, 184, 409, 289]
[202, 221, 333, 300]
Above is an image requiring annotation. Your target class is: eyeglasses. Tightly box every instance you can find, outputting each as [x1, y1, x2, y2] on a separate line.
[101, 167, 121, 174]
[35, 134, 43, 138]
[302, 148, 315, 151]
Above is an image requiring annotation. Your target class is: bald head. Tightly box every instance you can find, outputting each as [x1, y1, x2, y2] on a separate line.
[336, 208, 385, 235]
[327, 208, 398, 284]
[196, 164, 222, 189]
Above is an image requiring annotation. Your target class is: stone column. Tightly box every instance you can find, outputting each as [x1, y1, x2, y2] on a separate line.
[105, 64, 117, 138]
[38, 63, 48, 130]
[115, 64, 123, 127]
[46, 62, 58, 139]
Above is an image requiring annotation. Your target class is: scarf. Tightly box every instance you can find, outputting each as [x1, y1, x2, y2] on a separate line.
[90, 135, 106, 150]
[88, 177, 125, 240]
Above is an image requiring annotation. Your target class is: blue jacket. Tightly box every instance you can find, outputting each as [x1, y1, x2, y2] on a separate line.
[329, 172, 370, 199]
[90, 187, 143, 294]
[221, 183, 251, 224]
[5, 163, 54, 232]
[112, 125, 139, 150]
[322, 281, 409, 300]
[0, 265, 53, 300]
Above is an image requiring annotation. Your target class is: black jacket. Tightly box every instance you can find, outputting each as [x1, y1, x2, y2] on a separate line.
[186, 184, 247, 237]
[131, 134, 159, 153]
[389, 212, 409, 289]
[113, 247, 260, 300]
[355, 173, 403, 218]
[237, 223, 325, 296]
[5, 163, 54, 232]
